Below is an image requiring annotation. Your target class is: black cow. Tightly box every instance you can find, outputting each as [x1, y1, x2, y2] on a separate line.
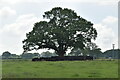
[32, 56, 93, 61]
[32, 58, 39, 61]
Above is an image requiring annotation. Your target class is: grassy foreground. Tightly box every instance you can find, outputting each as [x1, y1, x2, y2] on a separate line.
[2, 59, 118, 78]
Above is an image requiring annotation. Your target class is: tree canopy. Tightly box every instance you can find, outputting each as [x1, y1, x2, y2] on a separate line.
[23, 7, 97, 57]
[2, 51, 11, 59]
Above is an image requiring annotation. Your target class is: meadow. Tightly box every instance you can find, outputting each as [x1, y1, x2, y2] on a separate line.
[2, 59, 118, 78]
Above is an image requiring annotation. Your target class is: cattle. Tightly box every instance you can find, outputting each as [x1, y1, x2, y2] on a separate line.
[32, 56, 93, 61]
[32, 58, 40, 61]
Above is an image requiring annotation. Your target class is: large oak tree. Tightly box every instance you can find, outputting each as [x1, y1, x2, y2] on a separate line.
[23, 7, 97, 57]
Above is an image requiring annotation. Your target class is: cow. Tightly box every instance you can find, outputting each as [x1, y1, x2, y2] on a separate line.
[32, 56, 93, 61]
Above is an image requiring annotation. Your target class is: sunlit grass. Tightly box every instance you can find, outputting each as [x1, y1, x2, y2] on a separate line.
[2, 59, 118, 78]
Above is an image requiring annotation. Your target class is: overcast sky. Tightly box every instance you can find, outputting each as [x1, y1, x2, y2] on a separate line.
[0, 0, 119, 55]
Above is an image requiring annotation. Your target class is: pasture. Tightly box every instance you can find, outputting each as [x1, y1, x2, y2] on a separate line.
[2, 59, 118, 78]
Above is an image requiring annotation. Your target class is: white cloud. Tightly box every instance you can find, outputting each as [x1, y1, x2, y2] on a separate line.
[0, 0, 25, 4]
[0, 7, 16, 17]
[95, 0, 119, 5]
[0, 0, 119, 5]
[93, 16, 118, 52]
[0, 14, 41, 54]
[1, 14, 40, 35]
[102, 16, 118, 24]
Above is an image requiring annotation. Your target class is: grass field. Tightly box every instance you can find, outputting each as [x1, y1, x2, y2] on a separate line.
[2, 59, 118, 78]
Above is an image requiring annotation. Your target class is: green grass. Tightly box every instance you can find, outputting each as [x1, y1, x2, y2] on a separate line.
[2, 59, 118, 78]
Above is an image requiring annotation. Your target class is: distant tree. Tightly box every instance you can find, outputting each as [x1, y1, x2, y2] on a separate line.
[103, 49, 120, 59]
[81, 43, 102, 58]
[23, 7, 97, 57]
[41, 51, 53, 57]
[2, 51, 11, 59]
[89, 48, 102, 59]
[33, 53, 40, 58]
[10, 54, 18, 58]
[68, 48, 82, 56]
[51, 52, 58, 56]
[21, 53, 34, 59]
[81, 48, 90, 56]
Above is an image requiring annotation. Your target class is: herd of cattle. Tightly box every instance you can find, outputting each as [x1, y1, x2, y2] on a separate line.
[32, 56, 93, 61]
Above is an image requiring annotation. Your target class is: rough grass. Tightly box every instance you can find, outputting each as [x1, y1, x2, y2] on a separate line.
[2, 59, 118, 78]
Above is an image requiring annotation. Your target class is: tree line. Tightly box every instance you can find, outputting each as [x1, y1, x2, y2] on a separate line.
[1, 51, 57, 59]
[1, 49, 120, 59]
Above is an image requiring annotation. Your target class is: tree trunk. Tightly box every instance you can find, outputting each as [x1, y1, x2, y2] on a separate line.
[57, 50, 65, 57]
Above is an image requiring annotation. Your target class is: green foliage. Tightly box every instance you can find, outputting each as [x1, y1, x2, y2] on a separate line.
[23, 7, 97, 56]
[81, 43, 102, 57]
[2, 51, 11, 59]
[40, 51, 58, 57]
[69, 48, 82, 56]
[41, 51, 53, 57]
[10, 54, 19, 58]
[103, 49, 120, 59]
[2, 51, 20, 59]
[20, 53, 41, 59]
[69, 43, 102, 57]
[21, 53, 34, 59]
[2, 60, 118, 78]
[33, 53, 40, 58]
